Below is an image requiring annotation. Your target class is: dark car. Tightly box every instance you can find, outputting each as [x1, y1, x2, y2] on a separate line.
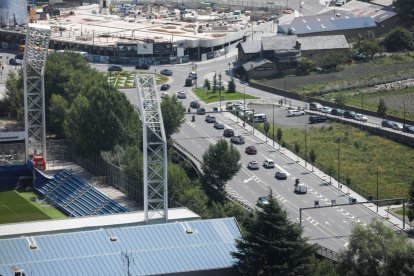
[275, 171, 287, 180]
[160, 84, 170, 90]
[309, 116, 327, 124]
[160, 69, 173, 76]
[190, 101, 200, 108]
[343, 110, 356, 119]
[382, 119, 403, 130]
[331, 108, 345, 116]
[223, 128, 234, 137]
[231, 135, 245, 144]
[108, 65, 123, 71]
[403, 125, 414, 134]
[9, 58, 22, 66]
[185, 77, 195, 86]
[135, 64, 150, 70]
[245, 146, 257, 155]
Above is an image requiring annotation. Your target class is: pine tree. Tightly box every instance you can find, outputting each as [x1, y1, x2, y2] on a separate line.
[232, 190, 315, 275]
[227, 77, 236, 93]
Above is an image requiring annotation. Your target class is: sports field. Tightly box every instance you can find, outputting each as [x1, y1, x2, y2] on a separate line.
[0, 190, 66, 224]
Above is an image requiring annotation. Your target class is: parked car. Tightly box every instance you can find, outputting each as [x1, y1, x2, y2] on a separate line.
[223, 128, 235, 137]
[247, 161, 260, 170]
[257, 196, 269, 207]
[205, 114, 216, 123]
[309, 116, 327, 124]
[160, 69, 173, 76]
[197, 107, 206, 115]
[135, 64, 150, 70]
[190, 101, 201, 108]
[321, 106, 332, 113]
[9, 58, 22, 66]
[245, 146, 257, 155]
[263, 159, 275, 168]
[382, 119, 402, 130]
[354, 113, 367, 122]
[160, 84, 170, 90]
[214, 121, 225, 129]
[331, 108, 345, 116]
[393, 122, 404, 130]
[309, 102, 322, 111]
[231, 135, 245, 144]
[403, 125, 414, 134]
[226, 102, 233, 110]
[287, 109, 305, 117]
[343, 110, 356, 119]
[335, 0, 345, 6]
[177, 91, 186, 99]
[108, 65, 123, 71]
[275, 171, 287, 180]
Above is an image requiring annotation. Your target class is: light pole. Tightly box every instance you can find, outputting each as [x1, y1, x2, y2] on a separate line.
[304, 123, 307, 168]
[272, 104, 275, 147]
[337, 138, 341, 189]
[243, 87, 246, 127]
[403, 101, 406, 127]
[252, 109, 255, 134]
[376, 165, 379, 212]
[219, 72, 222, 112]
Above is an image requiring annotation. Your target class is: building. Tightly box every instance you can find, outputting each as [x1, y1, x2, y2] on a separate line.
[0, 0, 27, 27]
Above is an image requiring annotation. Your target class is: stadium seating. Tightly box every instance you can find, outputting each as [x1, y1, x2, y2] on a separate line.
[35, 170, 128, 217]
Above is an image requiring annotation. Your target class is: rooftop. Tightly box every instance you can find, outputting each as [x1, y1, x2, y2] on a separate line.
[299, 35, 349, 50]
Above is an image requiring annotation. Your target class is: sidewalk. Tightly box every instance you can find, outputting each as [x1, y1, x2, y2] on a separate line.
[222, 109, 411, 231]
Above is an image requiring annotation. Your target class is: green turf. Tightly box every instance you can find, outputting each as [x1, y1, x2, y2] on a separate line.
[0, 190, 66, 224]
[193, 88, 258, 103]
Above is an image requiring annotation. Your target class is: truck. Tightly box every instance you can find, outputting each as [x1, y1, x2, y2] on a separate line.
[185, 77, 195, 86]
[294, 178, 307, 194]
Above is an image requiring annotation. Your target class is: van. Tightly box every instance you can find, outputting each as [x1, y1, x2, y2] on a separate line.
[185, 77, 195, 86]
[254, 113, 267, 123]
[294, 183, 307, 194]
[309, 102, 322, 111]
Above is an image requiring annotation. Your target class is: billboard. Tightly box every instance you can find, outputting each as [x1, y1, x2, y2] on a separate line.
[153, 43, 173, 54]
[137, 43, 153, 55]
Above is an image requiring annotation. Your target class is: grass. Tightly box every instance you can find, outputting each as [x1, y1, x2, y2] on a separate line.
[256, 122, 414, 201]
[106, 71, 168, 88]
[193, 88, 258, 103]
[0, 190, 66, 224]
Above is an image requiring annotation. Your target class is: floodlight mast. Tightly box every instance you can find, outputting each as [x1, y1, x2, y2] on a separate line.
[23, 24, 51, 161]
[136, 74, 168, 223]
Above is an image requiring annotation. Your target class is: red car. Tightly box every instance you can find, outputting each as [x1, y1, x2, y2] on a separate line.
[32, 155, 46, 170]
[245, 146, 257, 155]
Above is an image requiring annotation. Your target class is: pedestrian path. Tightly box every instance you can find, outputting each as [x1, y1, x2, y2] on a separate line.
[222, 110, 411, 231]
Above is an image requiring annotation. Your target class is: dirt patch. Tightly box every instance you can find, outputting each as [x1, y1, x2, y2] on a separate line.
[366, 92, 414, 113]
[0, 118, 24, 132]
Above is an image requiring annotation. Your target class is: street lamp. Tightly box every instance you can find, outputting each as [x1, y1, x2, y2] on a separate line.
[376, 165, 379, 212]
[252, 109, 255, 134]
[272, 104, 275, 147]
[304, 123, 307, 168]
[337, 138, 341, 189]
[219, 72, 222, 112]
[243, 87, 246, 127]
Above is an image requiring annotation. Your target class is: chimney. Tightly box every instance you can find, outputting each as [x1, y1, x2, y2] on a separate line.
[296, 40, 302, 50]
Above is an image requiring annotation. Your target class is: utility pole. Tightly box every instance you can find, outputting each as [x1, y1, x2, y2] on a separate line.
[272, 104, 275, 147]
[376, 165, 379, 213]
[304, 123, 307, 168]
[337, 138, 341, 189]
[243, 87, 246, 127]
[403, 101, 406, 127]
[252, 109, 255, 134]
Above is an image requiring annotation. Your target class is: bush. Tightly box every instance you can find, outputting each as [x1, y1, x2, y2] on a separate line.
[384, 27, 413, 52]
[297, 57, 316, 75]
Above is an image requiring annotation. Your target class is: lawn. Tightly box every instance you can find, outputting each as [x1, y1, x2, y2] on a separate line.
[106, 72, 168, 89]
[193, 88, 258, 103]
[256, 122, 414, 201]
[0, 190, 66, 224]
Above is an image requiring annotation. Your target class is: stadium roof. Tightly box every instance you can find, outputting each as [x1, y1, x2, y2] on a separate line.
[278, 15, 377, 35]
[0, 207, 200, 238]
[299, 35, 349, 51]
[0, 131, 24, 144]
[0, 217, 241, 276]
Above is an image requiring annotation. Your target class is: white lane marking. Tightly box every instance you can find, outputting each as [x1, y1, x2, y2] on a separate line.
[243, 175, 255, 184]
[325, 221, 331, 226]
[344, 242, 349, 247]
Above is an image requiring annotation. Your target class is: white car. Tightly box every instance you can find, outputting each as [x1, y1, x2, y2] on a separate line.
[354, 113, 367, 122]
[205, 114, 216, 123]
[287, 109, 305, 117]
[177, 91, 186, 99]
[335, 0, 345, 6]
[263, 159, 275, 168]
[214, 122, 225, 129]
[321, 106, 332, 113]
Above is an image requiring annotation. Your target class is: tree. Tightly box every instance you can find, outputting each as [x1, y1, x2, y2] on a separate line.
[263, 121, 270, 142]
[309, 148, 316, 171]
[407, 181, 414, 227]
[326, 163, 335, 184]
[277, 128, 283, 150]
[48, 94, 68, 138]
[394, 0, 414, 20]
[294, 142, 301, 162]
[355, 38, 381, 60]
[212, 73, 218, 92]
[297, 57, 315, 75]
[377, 98, 387, 118]
[3, 70, 24, 121]
[160, 94, 185, 139]
[384, 27, 413, 52]
[336, 219, 414, 276]
[204, 79, 211, 90]
[334, 93, 346, 108]
[201, 138, 241, 192]
[227, 77, 236, 93]
[232, 190, 315, 275]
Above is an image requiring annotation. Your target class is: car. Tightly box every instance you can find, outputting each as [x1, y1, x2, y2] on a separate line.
[32, 155, 46, 170]
[185, 77, 195, 86]
[9, 58, 22, 66]
[382, 119, 403, 130]
[331, 108, 345, 116]
[275, 171, 287, 180]
[135, 64, 150, 70]
[231, 135, 245, 144]
[214, 122, 225, 129]
[177, 91, 186, 99]
[335, 0, 345, 5]
[197, 107, 206, 115]
[160, 84, 170, 90]
[205, 114, 216, 123]
[245, 146, 257, 155]
[321, 106, 332, 113]
[309, 102, 322, 111]
[223, 128, 235, 137]
[189, 71, 197, 79]
[309, 116, 327, 124]
[108, 65, 123, 71]
[257, 196, 270, 207]
[354, 113, 367, 122]
[343, 110, 356, 119]
[190, 101, 200, 108]
[226, 102, 233, 110]
[403, 125, 414, 134]
[247, 161, 260, 170]
[287, 109, 305, 117]
[393, 122, 404, 131]
[160, 69, 173, 76]
[263, 159, 275, 168]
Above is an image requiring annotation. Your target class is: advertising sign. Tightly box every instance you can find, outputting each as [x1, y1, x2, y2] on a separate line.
[153, 43, 173, 54]
[137, 43, 153, 55]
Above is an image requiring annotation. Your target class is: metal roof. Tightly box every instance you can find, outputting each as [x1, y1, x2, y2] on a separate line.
[0, 217, 241, 276]
[299, 35, 350, 51]
[240, 40, 262, 53]
[278, 15, 377, 35]
[262, 35, 298, 51]
[0, 131, 25, 144]
[242, 58, 273, 71]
